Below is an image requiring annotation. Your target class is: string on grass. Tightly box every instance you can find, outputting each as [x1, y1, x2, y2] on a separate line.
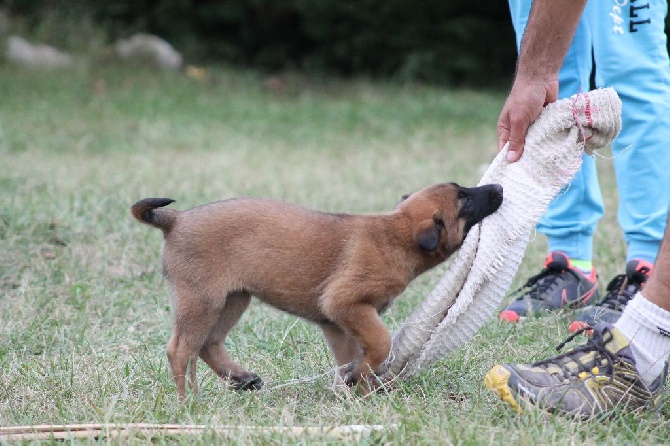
[0, 423, 395, 441]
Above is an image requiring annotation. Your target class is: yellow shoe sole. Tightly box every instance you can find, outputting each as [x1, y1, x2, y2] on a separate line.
[484, 365, 524, 414]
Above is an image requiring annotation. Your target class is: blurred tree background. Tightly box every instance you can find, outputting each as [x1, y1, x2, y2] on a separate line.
[2, 0, 518, 86]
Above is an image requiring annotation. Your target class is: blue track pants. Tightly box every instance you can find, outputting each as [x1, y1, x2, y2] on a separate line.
[507, 0, 670, 264]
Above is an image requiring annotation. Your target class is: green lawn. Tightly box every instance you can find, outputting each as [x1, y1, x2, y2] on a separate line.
[0, 63, 666, 444]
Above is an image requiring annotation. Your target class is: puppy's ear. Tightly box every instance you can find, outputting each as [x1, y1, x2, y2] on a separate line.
[414, 217, 444, 251]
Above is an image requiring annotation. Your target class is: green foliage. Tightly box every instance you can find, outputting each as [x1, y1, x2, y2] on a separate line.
[295, 1, 516, 85]
[2, 0, 517, 85]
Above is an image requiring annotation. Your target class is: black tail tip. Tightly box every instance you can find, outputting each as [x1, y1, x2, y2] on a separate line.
[131, 197, 176, 224]
[138, 198, 176, 208]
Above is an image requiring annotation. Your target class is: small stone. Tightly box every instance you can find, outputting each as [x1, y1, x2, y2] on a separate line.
[114, 33, 183, 71]
[6, 35, 74, 69]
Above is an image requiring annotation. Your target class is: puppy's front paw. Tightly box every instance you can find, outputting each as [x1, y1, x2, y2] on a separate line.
[230, 372, 263, 391]
[342, 368, 392, 395]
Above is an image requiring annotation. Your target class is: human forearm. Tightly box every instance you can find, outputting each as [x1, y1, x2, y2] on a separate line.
[516, 0, 588, 81]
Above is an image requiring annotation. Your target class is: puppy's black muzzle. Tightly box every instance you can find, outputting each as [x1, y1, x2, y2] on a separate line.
[459, 183, 503, 234]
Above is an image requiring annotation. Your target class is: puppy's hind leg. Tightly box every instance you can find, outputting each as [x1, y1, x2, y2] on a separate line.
[166, 286, 225, 401]
[199, 291, 263, 391]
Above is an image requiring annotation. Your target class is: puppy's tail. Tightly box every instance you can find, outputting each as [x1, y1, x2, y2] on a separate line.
[131, 198, 177, 233]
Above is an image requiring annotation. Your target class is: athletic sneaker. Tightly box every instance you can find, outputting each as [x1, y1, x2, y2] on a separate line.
[568, 259, 653, 333]
[499, 252, 599, 322]
[484, 323, 668, 419]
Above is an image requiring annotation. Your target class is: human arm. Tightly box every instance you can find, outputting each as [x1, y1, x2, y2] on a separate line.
[498, 0, 588, 162]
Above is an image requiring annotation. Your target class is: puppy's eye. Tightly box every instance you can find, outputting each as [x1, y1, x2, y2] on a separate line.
[401, 193, 411, 201]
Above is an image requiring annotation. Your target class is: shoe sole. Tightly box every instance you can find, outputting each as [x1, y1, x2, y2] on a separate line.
[484, 365, 523, 414]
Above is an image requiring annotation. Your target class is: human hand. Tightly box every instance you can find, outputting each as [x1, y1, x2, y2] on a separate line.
[497, 76, 559, 162]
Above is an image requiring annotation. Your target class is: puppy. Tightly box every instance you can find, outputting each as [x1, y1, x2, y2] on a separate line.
[131, 182, 503, 399]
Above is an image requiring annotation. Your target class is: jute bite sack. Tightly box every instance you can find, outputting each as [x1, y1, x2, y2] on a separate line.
[383, 88, 622, 379]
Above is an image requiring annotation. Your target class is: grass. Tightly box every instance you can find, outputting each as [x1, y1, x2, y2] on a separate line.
[0, 61, 667, 444]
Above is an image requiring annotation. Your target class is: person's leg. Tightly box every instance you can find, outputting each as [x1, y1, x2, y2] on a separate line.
[615, 208, 670, 384]
[569, 0, 670, 330]
[485, 211, 670, 417]
[591, 0, 670, 265]
[643, 212, 670, 311]
[534, 0, 601, 263]
[500, 1, 601, 322]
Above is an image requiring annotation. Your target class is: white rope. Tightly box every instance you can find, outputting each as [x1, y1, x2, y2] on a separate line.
[383, 88, 622, 379]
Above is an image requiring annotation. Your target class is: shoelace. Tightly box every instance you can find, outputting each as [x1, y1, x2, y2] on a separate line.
[509, 266, 582, 302]
[596, 271, 647, 311]
[532, 326, 618, 381]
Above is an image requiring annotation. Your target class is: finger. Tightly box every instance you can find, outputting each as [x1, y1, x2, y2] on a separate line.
[497, 123, 510, 151]
[497, 110, 525, 163]
[505, 138, 524, 162]
[506, 117, 529, 162]
[497, 108, 512, 151]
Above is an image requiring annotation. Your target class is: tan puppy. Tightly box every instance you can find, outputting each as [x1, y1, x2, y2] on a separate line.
[132, 182, 503, 399]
